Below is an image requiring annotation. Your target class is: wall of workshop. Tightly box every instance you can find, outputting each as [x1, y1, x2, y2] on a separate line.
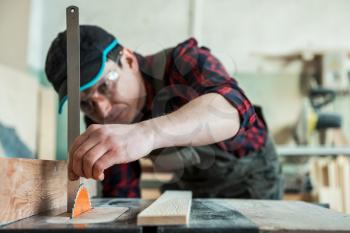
[25, 0, 350, 159]
[0, 0, 30, 72]
[0, 0, 40, 158]
[200, 0, 350, 144]
[201, 0, 350, 72]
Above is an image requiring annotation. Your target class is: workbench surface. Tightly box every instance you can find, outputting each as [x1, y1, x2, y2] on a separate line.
[1, 198, 350, 233]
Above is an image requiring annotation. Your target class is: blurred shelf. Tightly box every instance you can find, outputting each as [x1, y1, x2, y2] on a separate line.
[277, 146, 350, 156]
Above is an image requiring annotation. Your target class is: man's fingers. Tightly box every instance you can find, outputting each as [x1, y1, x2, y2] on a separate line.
[82, 144, 109, 179]
[69, 124, 101, 157]
[68, 125, 100, 180]
[69, 171, 79, 180]
[72, 137, 100, 178]
[68, 159, 79, 180]
[92, 150, 120, 181]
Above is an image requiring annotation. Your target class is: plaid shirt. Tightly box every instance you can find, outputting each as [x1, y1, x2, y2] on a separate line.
[85, 38, 267, 197]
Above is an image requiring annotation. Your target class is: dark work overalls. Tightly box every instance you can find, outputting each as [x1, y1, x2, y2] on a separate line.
[142, 48, 284, 199]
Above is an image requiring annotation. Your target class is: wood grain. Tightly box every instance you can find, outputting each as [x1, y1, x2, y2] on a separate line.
[224, 199, 350, 233]
[137, 191, 192, 226]
[0, 157, 67, 225]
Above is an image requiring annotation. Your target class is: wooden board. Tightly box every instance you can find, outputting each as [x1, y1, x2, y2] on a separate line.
[224, 199, 350, 233]
[317, 158, 331, 187]
[309, 156, 350, 214]
[328, 159, 339, 188]
[46, 207, 128, 224]
[319, 187, 343, 212]
[0, 157, 67, 225]
[137, 191, 192, 226]
[309, 157, 319, 195]
[338, 156, 350, 214]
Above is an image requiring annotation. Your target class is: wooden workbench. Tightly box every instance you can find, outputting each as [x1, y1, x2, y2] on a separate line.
[0, 198, 349, 233]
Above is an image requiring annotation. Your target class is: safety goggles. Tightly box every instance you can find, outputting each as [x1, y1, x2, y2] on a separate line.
[80, 69, 120, 114]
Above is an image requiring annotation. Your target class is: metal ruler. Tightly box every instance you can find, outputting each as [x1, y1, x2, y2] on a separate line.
[66, 5, 81, 212]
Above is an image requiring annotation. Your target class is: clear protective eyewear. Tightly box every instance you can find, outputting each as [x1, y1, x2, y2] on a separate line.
[80, 69, 120, 113]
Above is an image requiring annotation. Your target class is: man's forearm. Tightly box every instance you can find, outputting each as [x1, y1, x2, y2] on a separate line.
[142, 93, 240, 150]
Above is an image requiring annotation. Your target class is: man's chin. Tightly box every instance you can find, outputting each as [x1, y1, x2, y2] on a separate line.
[103, 113, 133, 124]
[101, 118, 124, 124]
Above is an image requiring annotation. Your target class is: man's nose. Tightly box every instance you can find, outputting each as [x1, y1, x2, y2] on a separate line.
[94, 97, 112, 119]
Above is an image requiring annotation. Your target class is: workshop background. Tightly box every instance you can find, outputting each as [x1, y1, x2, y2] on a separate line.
[1, 0, 350, 213]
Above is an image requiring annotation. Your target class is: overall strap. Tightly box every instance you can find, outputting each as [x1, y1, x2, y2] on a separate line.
[148, 48, 173, 93]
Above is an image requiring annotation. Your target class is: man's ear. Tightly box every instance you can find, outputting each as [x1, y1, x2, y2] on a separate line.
[122, 48, 139, 71]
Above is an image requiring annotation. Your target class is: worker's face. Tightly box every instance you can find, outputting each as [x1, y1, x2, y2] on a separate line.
[80, 49, 145, 124]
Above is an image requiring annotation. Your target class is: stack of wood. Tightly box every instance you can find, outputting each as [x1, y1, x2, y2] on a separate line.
[310, 156, 350, 213]
[140, 159, 173, 199]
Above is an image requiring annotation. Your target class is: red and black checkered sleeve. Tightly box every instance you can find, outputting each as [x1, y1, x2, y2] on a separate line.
[172, 38, 258, 134]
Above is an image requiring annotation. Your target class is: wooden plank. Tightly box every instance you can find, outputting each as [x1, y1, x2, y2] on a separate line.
[157, 199, 259, 233]
[0, 157, 67, 225]
[328, 159, 339, 188]
[141, 189, 162, 200]
[319, 187, 343, 212]
[336, 156, 346, 213]
[340, 156, 350, 214]
[317, 158, 331, 187]
[336, 156, 350, 214]
[137, 191, 192, 226]
[309, 158, 320, 195]
[327, 159, 344, 212]
[224, 199, 350, 233]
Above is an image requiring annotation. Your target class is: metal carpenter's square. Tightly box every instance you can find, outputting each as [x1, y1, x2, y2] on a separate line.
[66, 5, 92, 217]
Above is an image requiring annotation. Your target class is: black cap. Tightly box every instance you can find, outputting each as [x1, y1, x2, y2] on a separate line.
[45, 25, 119, 113]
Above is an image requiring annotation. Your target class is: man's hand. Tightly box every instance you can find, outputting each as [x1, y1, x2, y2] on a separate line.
[68, 123, 154, 181]
[68, 93, 239, 181]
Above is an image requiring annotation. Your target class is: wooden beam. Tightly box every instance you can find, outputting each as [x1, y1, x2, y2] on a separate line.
[338, 156, 350, 213]
[319, 187, 343, 212]
[137, 191, 192, 226]
[0, 157, 67, 225]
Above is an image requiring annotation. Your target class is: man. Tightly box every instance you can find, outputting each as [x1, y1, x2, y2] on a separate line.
[45, 25, 282, 199]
